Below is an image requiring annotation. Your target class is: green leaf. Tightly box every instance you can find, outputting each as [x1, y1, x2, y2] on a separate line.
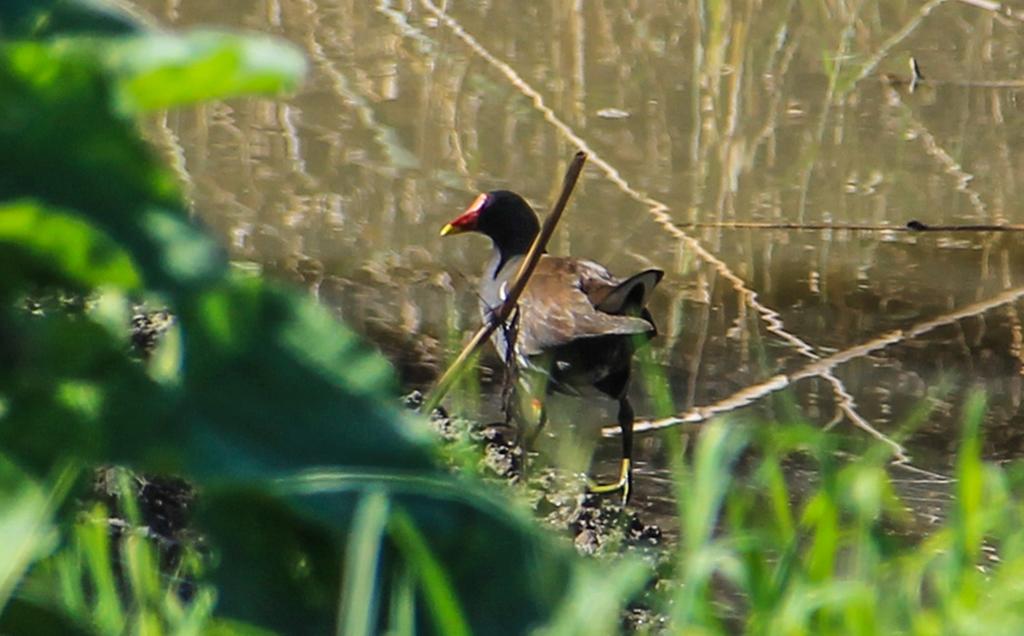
[175, 278, 436, 478]
[0, 0, 143, 39]
[955, 391, 987, 565]
[0, 41, 225, 295]
[388, 509, 470, 636]
[287, 474, 576, 635]
[105, 31, 306, 112]
[0, 597, 92, 636]
[337, 491, 390, 636]
[533, 558, 651, 636]
[0, 309, 174, 474]
[0, 460, 62, 612]
[200, 475, 578, 636]
[197, 487, 342, 635]
[0, 277, 437, 480]
[674, 420, 749, 627]
[0, 200, 141, 296]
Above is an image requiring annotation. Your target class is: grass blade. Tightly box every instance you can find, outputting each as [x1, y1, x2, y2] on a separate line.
[388, 510, 470, 636]
[337, 490, 391, 636]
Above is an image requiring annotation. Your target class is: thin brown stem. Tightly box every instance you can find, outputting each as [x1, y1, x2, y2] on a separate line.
[671, 220, 1024, 232]
[423, 151, 588, 413]
[605, 283, 1024, 447]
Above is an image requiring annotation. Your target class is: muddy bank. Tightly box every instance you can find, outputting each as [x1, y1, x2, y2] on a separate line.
[405, 388, 663, 554]
[406, 389, 670, 630]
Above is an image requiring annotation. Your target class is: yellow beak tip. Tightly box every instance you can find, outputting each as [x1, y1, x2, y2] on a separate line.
[440, 224, 456, 236]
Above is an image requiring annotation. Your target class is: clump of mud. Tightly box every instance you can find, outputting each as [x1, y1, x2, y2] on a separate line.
[525, 474, 662, 556]
[474, 423, 525, 479]
[90, 467, 199, 599]
[93, 468, 195, 544]
[564, 495, 663, 555]
[403, 390, 527, 479]
[401, 390, 663, 556]
[130, 308, 174, 358]
[20, 294, 174, 359]
[403, 390, 669, 632]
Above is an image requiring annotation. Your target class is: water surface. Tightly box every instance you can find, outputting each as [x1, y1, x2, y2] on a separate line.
[130, 0, 1024, 532]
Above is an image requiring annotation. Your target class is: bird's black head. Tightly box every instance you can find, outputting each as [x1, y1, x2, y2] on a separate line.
[440, 190, 540, 257]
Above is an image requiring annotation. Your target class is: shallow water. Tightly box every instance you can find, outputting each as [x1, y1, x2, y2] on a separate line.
[131, 0, 1024, 532]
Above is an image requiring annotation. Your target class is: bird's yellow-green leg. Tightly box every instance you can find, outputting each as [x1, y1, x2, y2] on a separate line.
[586, 458, 632, 504]
[586, 396, 635, 505]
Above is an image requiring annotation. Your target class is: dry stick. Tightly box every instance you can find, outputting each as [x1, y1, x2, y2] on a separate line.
[604, 282, 1024, 440]
[423, 151, 588, 413]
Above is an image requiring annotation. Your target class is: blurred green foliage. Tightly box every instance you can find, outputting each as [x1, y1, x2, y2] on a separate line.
[8, 2, 1024, 636]
[0, 0, 142, 39]
[0, 1, 602, 634]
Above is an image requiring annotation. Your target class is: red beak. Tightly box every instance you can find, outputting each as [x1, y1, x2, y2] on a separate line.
[440, 193, 488, 236]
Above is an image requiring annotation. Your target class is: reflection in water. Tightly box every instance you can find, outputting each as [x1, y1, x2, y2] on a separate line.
[133, 0, 1024, 531]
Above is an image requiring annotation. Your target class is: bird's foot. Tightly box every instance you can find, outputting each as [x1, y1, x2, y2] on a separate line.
[586, 458, 632, 506]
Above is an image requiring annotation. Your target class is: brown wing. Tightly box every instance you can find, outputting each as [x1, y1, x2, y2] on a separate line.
[515, 256, 654, 356]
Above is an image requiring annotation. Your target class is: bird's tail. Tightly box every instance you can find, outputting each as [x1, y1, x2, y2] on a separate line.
[595, 269, 664, 315]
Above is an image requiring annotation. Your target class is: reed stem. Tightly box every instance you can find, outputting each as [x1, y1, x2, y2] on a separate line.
[423, 151, 588, 414]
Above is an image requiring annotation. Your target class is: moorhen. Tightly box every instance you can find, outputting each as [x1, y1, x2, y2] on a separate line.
[441, 190, 663, 502]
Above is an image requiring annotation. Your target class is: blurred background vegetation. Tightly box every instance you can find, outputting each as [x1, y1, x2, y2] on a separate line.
[6, 0, 1024, 634]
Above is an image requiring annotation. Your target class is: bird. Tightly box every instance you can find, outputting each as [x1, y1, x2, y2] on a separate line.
[440, 189, 663, 502]
[881, 56, 925, 92]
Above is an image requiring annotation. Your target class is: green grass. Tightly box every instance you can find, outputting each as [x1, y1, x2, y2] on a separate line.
[12, 390, 1024, 635]
[3, 284, 1023, 635]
